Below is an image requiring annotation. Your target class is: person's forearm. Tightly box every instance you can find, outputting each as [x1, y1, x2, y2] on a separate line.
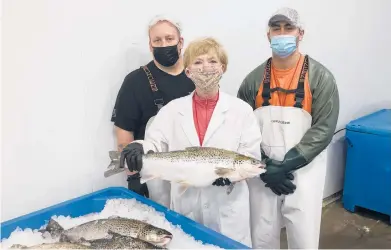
[115, 126, 134, 152]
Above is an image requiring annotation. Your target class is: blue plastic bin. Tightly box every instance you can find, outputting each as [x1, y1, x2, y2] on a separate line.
[342, 109, 391, 223]
[1, 187, 249, 249]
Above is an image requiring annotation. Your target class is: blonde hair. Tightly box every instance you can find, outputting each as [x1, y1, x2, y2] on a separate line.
[183, 37, 228, 72]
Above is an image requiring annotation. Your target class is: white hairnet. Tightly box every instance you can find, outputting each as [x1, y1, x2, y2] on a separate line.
[268, 7, 303, 30]
[148, 15, 182, 35]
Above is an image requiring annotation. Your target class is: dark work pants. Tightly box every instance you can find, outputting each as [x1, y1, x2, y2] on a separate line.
[127, 173, 149, 198]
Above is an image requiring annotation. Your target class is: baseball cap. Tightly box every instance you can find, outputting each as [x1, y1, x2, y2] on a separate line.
[268, 7, 303, 29]
[148, 15, 182, 35]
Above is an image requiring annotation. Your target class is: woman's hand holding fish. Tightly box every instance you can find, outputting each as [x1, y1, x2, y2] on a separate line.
[212, 178, 232, 186]
[120, 142, 144, 172]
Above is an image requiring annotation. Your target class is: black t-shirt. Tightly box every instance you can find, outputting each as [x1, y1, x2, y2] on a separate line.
[111, 60, 195, 140]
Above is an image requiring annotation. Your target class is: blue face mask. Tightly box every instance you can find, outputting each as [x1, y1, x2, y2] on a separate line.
[270, 35, 297, 58]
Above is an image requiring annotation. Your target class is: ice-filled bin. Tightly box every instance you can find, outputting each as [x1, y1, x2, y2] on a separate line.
[1, 187, 250, 249]
[342, 109, 391, 223]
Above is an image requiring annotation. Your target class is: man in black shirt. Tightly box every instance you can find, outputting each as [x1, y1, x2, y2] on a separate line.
[110, 15, 195, 200]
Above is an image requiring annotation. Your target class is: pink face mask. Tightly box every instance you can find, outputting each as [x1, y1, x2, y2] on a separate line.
[187, 66, 223, 92]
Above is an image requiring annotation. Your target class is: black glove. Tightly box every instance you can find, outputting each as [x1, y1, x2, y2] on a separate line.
[120, 142, 144, 172]
[212, 178, 232, 186]
[265, 173, 295, 196]
[127, 173, 149, 198]
[260, 147, 308, 196]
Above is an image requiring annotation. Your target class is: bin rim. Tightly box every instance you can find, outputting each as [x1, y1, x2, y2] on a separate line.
[346, 109, 391, 136]
[1, 187, 250, 249]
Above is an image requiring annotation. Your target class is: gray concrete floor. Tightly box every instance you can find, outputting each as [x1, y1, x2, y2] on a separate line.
[280, 200, 391, 249]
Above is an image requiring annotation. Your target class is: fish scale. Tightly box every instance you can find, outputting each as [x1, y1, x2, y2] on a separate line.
[83, 232, 165, 249]
[144, 147, 242, 166]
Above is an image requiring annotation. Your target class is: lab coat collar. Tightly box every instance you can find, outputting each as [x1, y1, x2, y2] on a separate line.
[179, 90, 230, 146]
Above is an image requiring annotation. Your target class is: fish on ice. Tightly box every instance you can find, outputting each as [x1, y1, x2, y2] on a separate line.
[79, 231, 166, 249]
[9, 242, 92, 249]
[104, 145, 266, 195]
[41, 215, 173, 247]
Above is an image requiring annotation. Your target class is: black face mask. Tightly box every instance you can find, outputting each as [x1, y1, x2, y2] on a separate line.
[152, 44, 179, 67]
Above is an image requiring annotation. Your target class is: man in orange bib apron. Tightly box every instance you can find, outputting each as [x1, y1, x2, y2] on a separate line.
[237, 7, 339, 249]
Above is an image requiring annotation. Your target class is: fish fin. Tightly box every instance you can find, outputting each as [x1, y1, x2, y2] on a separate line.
[109, 150, 121, 160]
[140, 174, 158, 184]
[104, 151, 125, 178]
[215, 167, 234, 176]
[9, 244, 27, 249]
[45, 218, 64, 237]
[226, 182, 236, 195]
[176, 180, 190, 185]
[79, 237, 92, 246]
[185, 146, 220, 151]
[107, 230, 124, 239]
[185, 146, 202, 151]
[108, 215, 121, 219]
[177, 184, 189, 196]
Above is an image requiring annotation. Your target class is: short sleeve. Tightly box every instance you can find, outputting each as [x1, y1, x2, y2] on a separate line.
[112, 75, 141, 132]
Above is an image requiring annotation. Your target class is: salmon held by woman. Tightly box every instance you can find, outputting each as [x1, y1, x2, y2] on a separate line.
[105, 143, 266, 196]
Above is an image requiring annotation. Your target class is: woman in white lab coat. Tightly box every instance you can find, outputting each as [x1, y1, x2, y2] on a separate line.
[120, 37, 262, 247]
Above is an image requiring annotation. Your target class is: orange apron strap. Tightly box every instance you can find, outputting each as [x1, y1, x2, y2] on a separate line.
[256, 55, 309, 110]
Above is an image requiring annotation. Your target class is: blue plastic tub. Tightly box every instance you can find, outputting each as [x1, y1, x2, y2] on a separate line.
[342, 109, 391, 223]
[1, 187, 249, 249]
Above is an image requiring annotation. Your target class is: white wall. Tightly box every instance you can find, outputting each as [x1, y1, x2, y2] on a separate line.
[2, 0, 391, 222]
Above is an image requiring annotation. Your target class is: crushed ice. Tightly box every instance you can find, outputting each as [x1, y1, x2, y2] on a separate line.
[0, 198, 221, 249]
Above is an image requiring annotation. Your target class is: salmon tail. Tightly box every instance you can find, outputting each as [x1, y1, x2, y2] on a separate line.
[104, 151, 125, 178]
[40, 218, 64, 238]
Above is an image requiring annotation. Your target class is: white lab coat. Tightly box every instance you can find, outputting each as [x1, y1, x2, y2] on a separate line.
[143, 115, 173, 208]
[142, 91, 262, 247]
